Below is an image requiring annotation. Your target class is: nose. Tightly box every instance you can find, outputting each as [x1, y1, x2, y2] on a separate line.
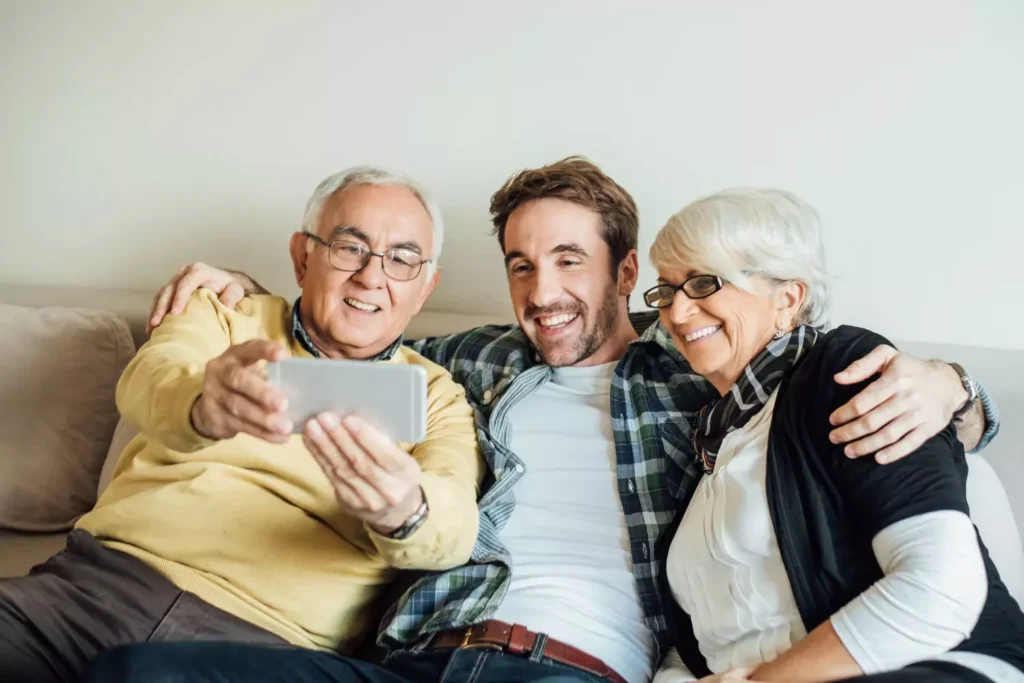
[667, 289, 699, 326]
[527, 266, 561, 309]
[351, 254, 387, 289]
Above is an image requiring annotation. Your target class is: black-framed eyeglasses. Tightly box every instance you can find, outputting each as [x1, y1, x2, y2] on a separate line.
[642, 275, 724, 309]
[304, 232, 433, 282]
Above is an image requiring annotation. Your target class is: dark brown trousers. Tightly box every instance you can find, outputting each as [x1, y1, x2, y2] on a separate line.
[0, 530, 286, 683]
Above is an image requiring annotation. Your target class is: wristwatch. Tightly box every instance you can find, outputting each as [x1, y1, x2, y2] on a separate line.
[949, 362, 978, 422]
[384, 493, 429, 540]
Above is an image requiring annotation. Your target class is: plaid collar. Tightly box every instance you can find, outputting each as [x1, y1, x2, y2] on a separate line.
[291, 297, 403, 361]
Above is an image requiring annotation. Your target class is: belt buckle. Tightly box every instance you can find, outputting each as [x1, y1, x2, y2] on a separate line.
[460, 626, 503, 652]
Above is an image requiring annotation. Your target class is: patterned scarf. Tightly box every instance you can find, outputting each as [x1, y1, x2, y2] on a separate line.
[693, 324, 820, 474]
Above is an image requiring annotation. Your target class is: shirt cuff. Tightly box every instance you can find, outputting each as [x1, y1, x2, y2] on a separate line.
[970, 380, 1000, 454]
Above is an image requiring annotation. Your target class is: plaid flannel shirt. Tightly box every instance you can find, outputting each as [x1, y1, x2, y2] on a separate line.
[380, 311, 1001, 659]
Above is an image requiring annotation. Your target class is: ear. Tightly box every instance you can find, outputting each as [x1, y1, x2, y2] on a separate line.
[412, 268, 441, 316]
[289, 232, 310, 287]
[774, 280, 807, 328]
[618, 250, 640, 297]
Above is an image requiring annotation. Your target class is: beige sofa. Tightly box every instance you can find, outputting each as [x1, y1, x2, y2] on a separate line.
[1, 285, 1022, 611]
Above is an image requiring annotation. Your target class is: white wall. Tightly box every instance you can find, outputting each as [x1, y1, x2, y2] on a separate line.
[1, 1, 1022, 349]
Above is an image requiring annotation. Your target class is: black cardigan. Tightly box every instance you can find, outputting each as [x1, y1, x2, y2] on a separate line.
[658, 325, 1024, 676]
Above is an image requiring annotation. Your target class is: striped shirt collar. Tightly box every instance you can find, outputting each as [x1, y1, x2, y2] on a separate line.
[291, 297, 403, 361]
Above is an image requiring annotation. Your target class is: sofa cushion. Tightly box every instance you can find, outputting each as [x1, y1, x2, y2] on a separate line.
[0, 529, 69, 578]
[97, 418, 139, 497]
[0, 304, 135, 531]
[966, 453, 1024, 605]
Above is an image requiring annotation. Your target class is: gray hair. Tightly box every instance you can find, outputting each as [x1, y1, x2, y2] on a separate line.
[650, 188, 831, 328]
[301, 166, 445, 277]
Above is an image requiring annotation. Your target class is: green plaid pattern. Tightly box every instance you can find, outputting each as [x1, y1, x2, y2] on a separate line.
[381, 311, 1000, 658]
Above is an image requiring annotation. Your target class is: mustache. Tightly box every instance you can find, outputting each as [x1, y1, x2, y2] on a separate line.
[524, 301, 584, 321]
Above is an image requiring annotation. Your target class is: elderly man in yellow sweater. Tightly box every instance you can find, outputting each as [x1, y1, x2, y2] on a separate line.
[0, 167, 483, 683]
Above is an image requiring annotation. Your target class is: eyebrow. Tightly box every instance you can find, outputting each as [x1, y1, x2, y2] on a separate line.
[504, 250, 524, 268]
[659, 268, 700, 282]
[329, 225, 369, 242]
[503, 243, 589, 268]
[552, 243, 588, 258]
[328, 225, 422, 254]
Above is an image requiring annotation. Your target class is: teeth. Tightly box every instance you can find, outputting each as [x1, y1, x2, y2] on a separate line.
[345, 298, 379, 312]
[684, 325, 720, 342]
[538, 313, 577, 328]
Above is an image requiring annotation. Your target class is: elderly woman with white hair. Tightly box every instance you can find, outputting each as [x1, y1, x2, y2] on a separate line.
[647, 189, 1024, 683]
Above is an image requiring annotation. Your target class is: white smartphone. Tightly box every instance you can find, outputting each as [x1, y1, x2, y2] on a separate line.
[267, 357, 428, 444]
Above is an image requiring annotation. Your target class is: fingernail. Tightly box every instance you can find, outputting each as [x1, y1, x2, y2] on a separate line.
[319, 413, 339, 429]
[276, 418, 293, 433]
[306, 420, 323, 436]
[845, 446, 855, 458]
[829, 432, 839, 444]
[342, 415, 361, 432]
[876, 453, 890, 464]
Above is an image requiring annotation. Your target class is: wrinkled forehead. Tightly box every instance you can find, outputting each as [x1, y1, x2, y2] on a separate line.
[317, 183, 434, 251]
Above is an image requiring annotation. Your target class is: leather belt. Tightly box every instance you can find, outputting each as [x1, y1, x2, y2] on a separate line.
[429, 619, 628, 683]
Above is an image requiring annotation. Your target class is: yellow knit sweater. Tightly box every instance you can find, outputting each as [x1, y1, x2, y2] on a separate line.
[77, 290, 482, 651]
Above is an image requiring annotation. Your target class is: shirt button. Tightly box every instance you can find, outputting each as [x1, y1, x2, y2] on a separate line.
[641, 542, 649, 559]
[627, 479, 635, 493]
[483, 389, 493, 404]
[514, 463, 525, 474]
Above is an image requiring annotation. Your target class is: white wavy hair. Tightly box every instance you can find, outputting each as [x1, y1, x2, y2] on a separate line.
[650, 187, 832, 329]
[301, 166, 444, 277]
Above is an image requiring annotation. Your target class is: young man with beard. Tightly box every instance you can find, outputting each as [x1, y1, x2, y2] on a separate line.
[88, 157, 997, 683]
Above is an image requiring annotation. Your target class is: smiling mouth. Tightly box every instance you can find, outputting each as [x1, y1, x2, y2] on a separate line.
[684, 325, 721, 342]
[344, 298, 380, 313]
[535, 312, 579, 330]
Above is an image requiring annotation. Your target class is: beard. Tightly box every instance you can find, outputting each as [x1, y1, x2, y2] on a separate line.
[526, 279, 621, 368]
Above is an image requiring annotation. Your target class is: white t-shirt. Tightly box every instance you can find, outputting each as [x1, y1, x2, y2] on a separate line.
[492, 362, 655, 683]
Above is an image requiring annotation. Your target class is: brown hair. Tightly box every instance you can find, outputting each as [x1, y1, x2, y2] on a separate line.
[489, 156, 639, 271]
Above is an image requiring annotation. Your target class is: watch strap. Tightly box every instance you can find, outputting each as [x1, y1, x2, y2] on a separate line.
[384, 493, 429, 540]
[949, 362, 978, 421]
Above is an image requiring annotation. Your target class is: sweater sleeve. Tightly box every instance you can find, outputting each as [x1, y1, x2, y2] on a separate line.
[115, 289, 232, 453]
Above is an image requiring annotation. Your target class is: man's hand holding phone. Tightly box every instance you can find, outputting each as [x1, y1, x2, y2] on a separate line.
[190, 340, 294, 444]
[304, 413, 425, 535]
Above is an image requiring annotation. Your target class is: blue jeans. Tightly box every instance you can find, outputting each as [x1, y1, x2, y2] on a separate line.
[84, 641, 608, 683]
